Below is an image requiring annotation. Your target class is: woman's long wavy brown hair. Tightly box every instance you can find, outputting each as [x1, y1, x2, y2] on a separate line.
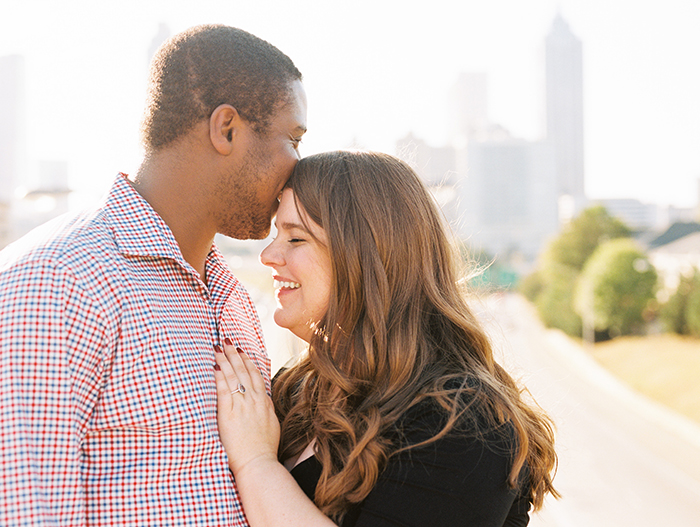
[272, 151, 559, 522]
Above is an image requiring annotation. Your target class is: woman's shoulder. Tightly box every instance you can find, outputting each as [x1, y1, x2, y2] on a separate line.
[354, 382, 529, 527]
[393, 376, 518, 456]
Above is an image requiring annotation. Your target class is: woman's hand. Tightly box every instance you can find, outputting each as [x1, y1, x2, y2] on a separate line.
[214, 340, 281, 475]
[214, 341, 336, 527]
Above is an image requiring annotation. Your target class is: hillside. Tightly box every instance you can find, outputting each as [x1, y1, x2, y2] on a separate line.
[591, 334, 700, 424]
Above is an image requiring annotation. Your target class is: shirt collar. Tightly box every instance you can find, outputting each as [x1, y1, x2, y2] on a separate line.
[103, 173, 185, 263]
[102, 174, 239, 299]
[205, 244, 240, 300]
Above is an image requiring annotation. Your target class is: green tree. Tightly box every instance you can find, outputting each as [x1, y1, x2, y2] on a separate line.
[518, 269, 545, 302]
[575, 239, 657, 336]
[660, 270, 700, 334]
[547, 206, 631, 271]
[685, 277, 700, 337]
[534, 262, 582, 337]
[523, 206, 633, 337]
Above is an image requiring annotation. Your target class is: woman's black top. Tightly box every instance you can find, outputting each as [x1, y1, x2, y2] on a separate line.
[289, 396, 531, 527]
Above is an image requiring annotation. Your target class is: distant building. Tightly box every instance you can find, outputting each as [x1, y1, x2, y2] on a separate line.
[647, 222, 700, 250]
[649, 231, 700, 297]
[584, 198, 699, 237]
[396, 132, 559, 262]
[455, 137, 559, 260]
[0, 55, 24, 203]
[395, 134, 461, 232]
[11, 161, 71, 243]
[37, 160, 70, 193]
[448, 72, 490, 142]
[148, 23, 171, 62]
[661, 205, 698, 227]
[545, 13, 585, 203]
[0, 202, 10, 250]
[0, 55, 25, 248]
[396, 133, 456, 186]
[590, 198, 659, 231]
[395, 13, 586, 266]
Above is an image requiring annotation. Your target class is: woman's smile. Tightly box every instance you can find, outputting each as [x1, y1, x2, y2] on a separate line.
[260, 189, 332, 342]
[273, 278, 301, 290]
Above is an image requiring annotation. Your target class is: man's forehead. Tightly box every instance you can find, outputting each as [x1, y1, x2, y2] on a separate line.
[285, 81, 307, 127]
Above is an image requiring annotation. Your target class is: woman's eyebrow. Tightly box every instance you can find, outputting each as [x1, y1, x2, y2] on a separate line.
[279, 221, 309, 233]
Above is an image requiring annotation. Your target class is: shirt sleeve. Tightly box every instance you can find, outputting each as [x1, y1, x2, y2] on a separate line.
[0, 260, 108, 526]
[348, 412, 530, 527]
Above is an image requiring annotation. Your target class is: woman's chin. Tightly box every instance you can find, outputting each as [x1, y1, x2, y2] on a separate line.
[290, 328, 312, 344]
[273, 310, 315, 343]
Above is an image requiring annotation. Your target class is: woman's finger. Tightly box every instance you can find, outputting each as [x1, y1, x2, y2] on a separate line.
[238, 350, 268, 394]
[214, 341, 282, 477]
[215, 344, 244, 397]
[214, 361, 235, 406]
[221, 339, 255, 393]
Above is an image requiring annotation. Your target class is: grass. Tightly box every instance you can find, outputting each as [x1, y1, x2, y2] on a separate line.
[591, 334, 700, 424]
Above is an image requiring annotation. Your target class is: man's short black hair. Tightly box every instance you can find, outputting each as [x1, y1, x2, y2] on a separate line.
[141, 24, 302, 151]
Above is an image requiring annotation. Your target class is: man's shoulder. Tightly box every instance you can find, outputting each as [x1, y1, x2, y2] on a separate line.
[0, 205, 116, 277]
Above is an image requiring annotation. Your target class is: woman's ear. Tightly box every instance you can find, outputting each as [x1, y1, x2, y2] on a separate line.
[209, 104, 239, 155]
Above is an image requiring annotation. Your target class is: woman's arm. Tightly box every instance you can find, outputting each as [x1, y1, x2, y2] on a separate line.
[214, 341, 336, 527]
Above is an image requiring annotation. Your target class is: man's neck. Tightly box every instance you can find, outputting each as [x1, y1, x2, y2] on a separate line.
[131, 150, 215, 282]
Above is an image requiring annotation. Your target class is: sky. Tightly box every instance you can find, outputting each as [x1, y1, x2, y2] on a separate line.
[2, 0, 699, 208]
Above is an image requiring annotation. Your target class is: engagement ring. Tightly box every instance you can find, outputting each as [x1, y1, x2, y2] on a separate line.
[231, 383, 246, 395]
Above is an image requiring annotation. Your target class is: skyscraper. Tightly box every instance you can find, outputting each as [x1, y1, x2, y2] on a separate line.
[448, 72, 490, 141]
[148, 23, 170, 62]
[0, 55, 25, 204]
[455, 136, 559, 261]
[0, 55, 25, 248]
[545, 13, 585, 201]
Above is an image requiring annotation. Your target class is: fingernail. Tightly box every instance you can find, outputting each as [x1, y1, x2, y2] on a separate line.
[236, 347, 244, 354]
[214, 344, 223, 353]
[224, 337, 233, 345]
[214, 364, 221, 371]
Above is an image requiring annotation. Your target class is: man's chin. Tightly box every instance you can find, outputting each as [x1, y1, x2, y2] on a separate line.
[220, 222, 271, 241]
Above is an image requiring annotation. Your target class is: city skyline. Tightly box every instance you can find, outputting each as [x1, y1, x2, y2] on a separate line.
[545, 13, 585, 200]
[1, 0, 699, 209]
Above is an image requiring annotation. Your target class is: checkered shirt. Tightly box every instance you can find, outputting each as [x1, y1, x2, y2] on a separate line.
[0, 174, 271, 526]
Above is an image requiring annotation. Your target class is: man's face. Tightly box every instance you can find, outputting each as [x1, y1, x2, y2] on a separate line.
[216, 80, 308, 240]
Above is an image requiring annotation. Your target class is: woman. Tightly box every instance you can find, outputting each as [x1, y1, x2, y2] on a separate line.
[214, 151, 558, 526]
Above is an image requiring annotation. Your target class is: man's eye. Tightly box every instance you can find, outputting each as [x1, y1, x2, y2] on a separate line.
[289, 238, 305, 243]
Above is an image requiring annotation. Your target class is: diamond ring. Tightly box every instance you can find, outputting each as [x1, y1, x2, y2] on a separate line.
[230, 383, 246, 395]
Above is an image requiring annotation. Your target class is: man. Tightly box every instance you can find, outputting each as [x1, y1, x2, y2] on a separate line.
[0, 25, 307, 526]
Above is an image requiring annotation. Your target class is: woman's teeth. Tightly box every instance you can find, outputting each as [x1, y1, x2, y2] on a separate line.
[274, 280, 301, 289]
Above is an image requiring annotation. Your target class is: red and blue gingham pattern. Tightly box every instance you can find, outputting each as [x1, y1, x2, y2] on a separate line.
[0, 174, 270, 526]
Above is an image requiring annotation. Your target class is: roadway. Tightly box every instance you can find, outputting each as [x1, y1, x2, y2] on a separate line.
[479, 294, 700, 527]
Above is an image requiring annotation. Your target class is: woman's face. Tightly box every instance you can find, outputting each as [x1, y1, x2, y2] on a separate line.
[260, 188, 332, 342]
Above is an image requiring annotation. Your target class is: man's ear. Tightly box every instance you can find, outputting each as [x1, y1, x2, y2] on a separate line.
[209, 104, 239, 155]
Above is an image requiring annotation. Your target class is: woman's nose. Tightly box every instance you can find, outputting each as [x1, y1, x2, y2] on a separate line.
[260, 241, 282, 268]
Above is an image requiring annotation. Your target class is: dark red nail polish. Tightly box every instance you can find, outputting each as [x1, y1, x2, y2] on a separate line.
[214, 344, 223, 353]
[214, 363, 221, 371]
[224, 337, 233, 345]
[236, 347, 244, 354]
